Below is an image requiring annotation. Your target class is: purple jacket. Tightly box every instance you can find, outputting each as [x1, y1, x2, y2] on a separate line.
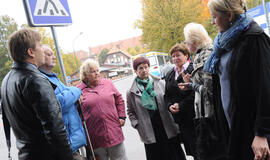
[77, 79, 126, 149]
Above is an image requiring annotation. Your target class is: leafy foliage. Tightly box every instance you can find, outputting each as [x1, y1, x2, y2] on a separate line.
[0, 15, 18, 85]
[136, 0, 213, 53]
[127, 45, 148, 56]
[1, 22, 79, 83]
[35, 27, 80, 81]
[246, 0, 270, 9]
[98, 48, 109, 64]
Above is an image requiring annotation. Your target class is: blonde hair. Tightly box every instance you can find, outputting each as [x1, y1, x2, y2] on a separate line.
[8, 28, 41, 62]
[207, 0, 246, 15]
[79, 59, 99, 82]
[184, 22, 212, 49]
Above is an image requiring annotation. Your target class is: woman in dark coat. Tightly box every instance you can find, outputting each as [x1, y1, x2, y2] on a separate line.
[204, 0, 270, 160]
[164, 43, 196, 159]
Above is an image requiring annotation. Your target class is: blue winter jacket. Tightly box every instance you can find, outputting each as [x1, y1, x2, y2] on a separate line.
[39, 68, 87, 153]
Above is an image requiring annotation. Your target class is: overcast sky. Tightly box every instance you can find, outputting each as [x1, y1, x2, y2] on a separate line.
[0, 0, 143, 53]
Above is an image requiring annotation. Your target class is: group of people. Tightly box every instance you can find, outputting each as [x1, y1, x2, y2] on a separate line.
[0, 27, 129, 160]
[128, 0, 270, 160]
[1, 0, 270, 160]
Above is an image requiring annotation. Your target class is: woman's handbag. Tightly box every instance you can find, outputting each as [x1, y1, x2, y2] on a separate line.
[194, 93, 227, 160]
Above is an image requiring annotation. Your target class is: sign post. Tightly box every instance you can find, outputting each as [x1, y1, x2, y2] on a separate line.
[247, 2, 270, 35]
[23, 0, 73, 85]
[23, 0, 72, 26]
[262, 0, 270, 35]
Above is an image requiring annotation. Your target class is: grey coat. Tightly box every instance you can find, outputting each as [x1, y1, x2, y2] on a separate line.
[191, 45, 214, 118]
[126, 74, 179, 144]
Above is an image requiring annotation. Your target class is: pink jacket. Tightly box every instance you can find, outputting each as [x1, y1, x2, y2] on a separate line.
[77, 79, 126, 149]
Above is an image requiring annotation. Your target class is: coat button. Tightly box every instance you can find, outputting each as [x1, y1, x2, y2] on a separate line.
[136, 91, 140, 94]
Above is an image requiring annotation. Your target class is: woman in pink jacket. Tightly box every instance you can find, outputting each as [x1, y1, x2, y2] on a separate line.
[77, 59, 127, 160]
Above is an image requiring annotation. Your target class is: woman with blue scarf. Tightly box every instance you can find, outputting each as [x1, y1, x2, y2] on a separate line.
[126, 57, 186, 160]
[204, 0, 270, 160]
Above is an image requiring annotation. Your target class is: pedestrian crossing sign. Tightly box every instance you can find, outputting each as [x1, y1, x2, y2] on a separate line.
[23, 0, 72, 27]
[247, 2, 270, 35]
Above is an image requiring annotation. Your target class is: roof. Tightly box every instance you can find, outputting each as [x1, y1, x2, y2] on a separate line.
[107, 47, 131, 58]
[89, 36, 142, 55]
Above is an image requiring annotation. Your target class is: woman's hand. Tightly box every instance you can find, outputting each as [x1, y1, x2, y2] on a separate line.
[181, 72, 191, 83]
[178, 82, 189, 90]
[169, 103, 180, 113]
[119, 119, 125, 127]
[252, 136, 270, 160]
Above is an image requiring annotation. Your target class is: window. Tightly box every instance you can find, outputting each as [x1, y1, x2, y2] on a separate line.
[157, 55, 165, 65]
[148, 56, 157, 66]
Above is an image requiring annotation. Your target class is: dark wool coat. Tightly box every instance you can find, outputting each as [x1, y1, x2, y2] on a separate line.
[164, 63, 196, 156]
[213, 22, 270, 160]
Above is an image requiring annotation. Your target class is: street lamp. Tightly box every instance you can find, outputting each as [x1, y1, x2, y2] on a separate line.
[72, 32, 83, 71]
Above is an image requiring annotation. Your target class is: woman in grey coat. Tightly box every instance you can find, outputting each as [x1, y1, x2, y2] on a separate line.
[179, 22, 227, 160]
[126, 57, 186, 160]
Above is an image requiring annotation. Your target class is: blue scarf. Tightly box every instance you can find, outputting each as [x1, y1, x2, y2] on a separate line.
[203, 14, 253, 74]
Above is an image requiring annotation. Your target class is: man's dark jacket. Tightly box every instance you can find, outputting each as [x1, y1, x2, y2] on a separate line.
[1, 62, 73, 160]
[213, 22, 270, 160]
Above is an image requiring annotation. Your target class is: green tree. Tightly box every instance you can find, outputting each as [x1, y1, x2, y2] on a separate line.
[136, 0, 206, 53]
[127, 45, 148, 56]
[98, 48, 109, 64]
[62, 52, 81, 75]
[0, 15, 18, 85]
[30, 27, 80, 81]
[127, 47, 137, 56]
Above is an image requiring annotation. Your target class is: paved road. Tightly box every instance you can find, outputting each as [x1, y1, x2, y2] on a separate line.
[0, 75, 193, 160]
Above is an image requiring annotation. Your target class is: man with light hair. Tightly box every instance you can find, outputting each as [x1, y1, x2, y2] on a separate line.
[39, 44, 87, 160]
[0, 28, 73, 160]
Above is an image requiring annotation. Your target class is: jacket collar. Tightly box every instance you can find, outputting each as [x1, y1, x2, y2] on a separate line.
[130, 74, 160, 96]
[12, 61, 58, 90]
[77, 81, 88, 90]
[243, 21, 263, 36]
[77, 79, 105, 90]
[165, 62, 193, 82]
[38, 68, 57, 77]
[12, 61, 40, 74]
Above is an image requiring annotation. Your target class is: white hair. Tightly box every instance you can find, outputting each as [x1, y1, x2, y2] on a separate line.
[184, 22, 212, 49]
[79, 59, 99, 82]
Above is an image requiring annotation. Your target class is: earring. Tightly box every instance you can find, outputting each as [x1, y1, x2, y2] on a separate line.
[230, 21, 233, 26]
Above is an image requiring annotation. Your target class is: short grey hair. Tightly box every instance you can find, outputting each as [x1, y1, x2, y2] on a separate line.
[79, 59, 99, 82]
[184, 22, 212, 49]
[208, 0, 246, 16]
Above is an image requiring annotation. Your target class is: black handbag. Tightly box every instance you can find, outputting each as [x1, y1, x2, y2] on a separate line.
[194, 93, 227, 160]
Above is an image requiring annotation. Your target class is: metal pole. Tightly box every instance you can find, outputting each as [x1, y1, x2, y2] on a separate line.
[77, 101, 96, 160]
[50, 26, 68, 85]
[72, 48, 79, 71]
[262, 0, 270, 35]
[73, 32, 83, 71]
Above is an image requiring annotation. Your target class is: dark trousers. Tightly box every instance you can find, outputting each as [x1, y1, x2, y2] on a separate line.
[144, 110, 186, 160]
